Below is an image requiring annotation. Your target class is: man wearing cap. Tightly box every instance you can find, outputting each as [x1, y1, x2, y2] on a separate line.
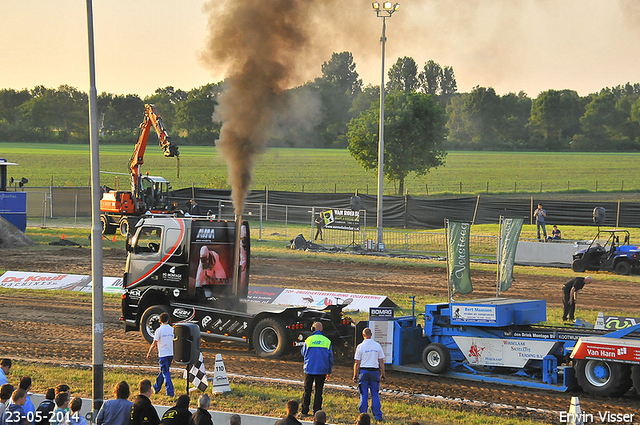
[562, 276, 593, 322]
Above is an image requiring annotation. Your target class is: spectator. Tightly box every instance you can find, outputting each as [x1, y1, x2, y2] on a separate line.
[95, 381, 132, 425]
[34, 388, 55, 425]
[50, 392, 70, 425]
[191, 395, 212, 425]
[533, 203, 547, 241]
[355, 413, 370, 425]
[313, 411, 326, 425]
[547, 225, 561, 241]
[130, 380, 159, 425]
[159, 395, 192, 425]
[68, 398, 86, 425]
[188, 199, 200, 215]
[0, 360, 11, 386]
[314, 214, 323, 242]
[147, 313, 175, 397]
[229, 414, 241, 425]
[0, 384, 15, 418]
[10, 377, 35, 425]
[300, 322, 333, 417]
[274, 400, 301, 425]
[2, 389, 27, 425]
[353, 328, 385, 421]
[54, 385, 71, 415]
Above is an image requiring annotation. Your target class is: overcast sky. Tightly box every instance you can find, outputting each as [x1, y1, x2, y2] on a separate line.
[2, 0, 639, 99]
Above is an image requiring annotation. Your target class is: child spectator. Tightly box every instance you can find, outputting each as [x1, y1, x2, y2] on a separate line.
[68, 398, 86, 425]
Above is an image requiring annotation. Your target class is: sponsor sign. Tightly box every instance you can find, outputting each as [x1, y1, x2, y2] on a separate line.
[451, 304, 497, 323]
[498, 217, 524, 292]
[246, 287, 285, 304]
[369, 307, 394, 321]
[321, 209, 360, 231]
[453, 336, 557, 367]
[0, 271, 123, 293]
[503, 330, 556, 339]
[596, 315, 640, 331]
[571, 337, 640, 363]
[270, 288, 397, 312]
[372, 320, 394, 362]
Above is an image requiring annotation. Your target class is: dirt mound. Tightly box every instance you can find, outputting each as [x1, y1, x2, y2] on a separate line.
[0, 216, 35, 248]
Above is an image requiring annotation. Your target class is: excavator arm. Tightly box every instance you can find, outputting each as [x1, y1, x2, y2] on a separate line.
[129, 104, 179, 209]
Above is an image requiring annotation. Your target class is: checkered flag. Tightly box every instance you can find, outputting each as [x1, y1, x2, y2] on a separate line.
[187, 352, 209, 392]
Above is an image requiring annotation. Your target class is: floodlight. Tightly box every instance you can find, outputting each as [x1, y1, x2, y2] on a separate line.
[372, 2, 380, 10]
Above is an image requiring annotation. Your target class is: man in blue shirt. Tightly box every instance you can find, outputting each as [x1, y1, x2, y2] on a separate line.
[0, 360, 11, 386]
[300, 322, 333, 417]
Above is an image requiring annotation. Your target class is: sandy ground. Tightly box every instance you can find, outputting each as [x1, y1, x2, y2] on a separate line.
[1, 246, 640, 423]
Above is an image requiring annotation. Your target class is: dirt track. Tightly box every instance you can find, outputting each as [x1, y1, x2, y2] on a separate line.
[2, 247, 640, 424]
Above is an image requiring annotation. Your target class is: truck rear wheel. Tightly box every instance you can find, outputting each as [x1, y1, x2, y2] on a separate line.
[575, 359, 632, 397]
[422, 343, 450, 374]
[253, 318, 290, 359]
[140, 305, 170, 344]
[614, 261, 632, 276]
[571, 259, 587, 273]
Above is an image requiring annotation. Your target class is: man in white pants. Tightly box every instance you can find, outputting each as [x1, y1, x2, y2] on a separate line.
[353, 328, 385, 421]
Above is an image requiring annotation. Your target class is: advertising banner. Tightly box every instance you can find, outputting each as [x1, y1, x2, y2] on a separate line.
[498, 217, 524, 292]
[268, 288, 397, 312]
[447, 220, 472, 296]
[453, 336, 557, 368]
[0, 271, 123, 293]
[321, 209, 360, 231]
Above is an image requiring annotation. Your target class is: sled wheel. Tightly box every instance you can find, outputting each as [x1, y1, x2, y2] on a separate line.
[422, 343, 451, 374]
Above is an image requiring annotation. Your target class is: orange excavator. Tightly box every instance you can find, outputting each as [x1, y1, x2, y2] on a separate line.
[100, 104, 179, 236]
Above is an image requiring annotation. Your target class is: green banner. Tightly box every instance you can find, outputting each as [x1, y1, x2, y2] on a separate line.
[499, 217, 524, 292]
[447, 220, 473, 296]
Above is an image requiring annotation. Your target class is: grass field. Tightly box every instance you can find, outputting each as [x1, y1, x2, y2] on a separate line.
[3, 142, 640, 196]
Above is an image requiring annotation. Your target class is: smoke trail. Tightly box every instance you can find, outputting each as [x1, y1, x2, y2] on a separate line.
[202, 0, 317, 214]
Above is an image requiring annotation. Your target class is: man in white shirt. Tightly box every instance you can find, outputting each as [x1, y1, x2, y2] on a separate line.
[353, 328, 385, 421]
[147, 313, 175, 396]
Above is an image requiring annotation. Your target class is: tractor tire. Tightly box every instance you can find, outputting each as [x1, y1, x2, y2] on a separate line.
[100, 215, 116, 235]
[571, 259, 587, 273]
[140, 305, 170, 344]
[252, 318, 290, 359]
[119, 218, 131, 237]
[631, 365, 640, 395]
[575, 359, 632, 397]
[614, 261, 632, 276]
[422, 343, 451, 374]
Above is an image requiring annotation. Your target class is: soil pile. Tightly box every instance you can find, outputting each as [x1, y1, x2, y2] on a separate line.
[0, 216, 35, 248]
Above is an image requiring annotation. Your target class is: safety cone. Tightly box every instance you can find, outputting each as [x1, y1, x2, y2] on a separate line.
[594, 312, 605, 330]
[567, 396, 584, 425]
[62, 234, 65, 240]
[211, 354, 231, 394]
[112, 235, 117, 242]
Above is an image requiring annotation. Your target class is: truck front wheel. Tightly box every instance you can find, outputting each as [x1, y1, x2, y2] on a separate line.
[614, 261, 632, 276]
[253, 318, 290, 359]
[575, 359, 632, 397]
[422, 343, 451, 374]
[571, 259, 587, 273]
[140, 305, 170, 344]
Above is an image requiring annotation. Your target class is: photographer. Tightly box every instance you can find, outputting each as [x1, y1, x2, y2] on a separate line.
[533, 203, 547, 241]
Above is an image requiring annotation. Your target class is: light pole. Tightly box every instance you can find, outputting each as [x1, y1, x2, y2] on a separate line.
[372, 1, 399, 251]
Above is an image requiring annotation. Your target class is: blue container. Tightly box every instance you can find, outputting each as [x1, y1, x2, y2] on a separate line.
[0, 192, 27, 232]
[450, 298, 546, 327]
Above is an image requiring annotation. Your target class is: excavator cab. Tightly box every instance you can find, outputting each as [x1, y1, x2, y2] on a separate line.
[140, 176, 171, 211]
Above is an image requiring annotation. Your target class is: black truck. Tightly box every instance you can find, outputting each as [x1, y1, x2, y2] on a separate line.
[120, 216, 355, 358]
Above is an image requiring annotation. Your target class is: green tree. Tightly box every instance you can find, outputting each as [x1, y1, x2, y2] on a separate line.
[53, 85, 88, 142]
[320, 51, 362, 96]
[347, 91, 447, 194]
[387, 56, 419, 93]
[0, 89, 30, 125]
[418, 60, 442, 95]
[144, 86, 187, 130]
[440, 66, 457, 105]
[19, 86, 57, 139]
[528, 89, 582, 150]
[175, 83, 222, 144]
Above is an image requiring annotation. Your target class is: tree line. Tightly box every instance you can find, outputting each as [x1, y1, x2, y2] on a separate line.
[1, 51, 639, 152]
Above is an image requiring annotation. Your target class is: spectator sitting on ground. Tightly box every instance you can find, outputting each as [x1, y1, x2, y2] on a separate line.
[0, 359, 11, 386]
[0, 384, 15, 418]
[547, 225, 561, 241]
[313, 410, 326, 425]
[34, 388, 56, 425]
[68, 397, 86, 425]
[3, 389, 28, 425]
[50, 392, 70, 425]
[191, 394, 212, 425]
[355, 413, 370, 425]
[95, 381, 132, 425]
[229, 414, 241, 425]
[274, 399, 301, 425]
[159, 395, 192, 425]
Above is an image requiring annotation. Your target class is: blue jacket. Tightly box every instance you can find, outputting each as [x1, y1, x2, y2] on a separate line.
[301, 331, 333, 375]
[1, 404, 26, 425]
